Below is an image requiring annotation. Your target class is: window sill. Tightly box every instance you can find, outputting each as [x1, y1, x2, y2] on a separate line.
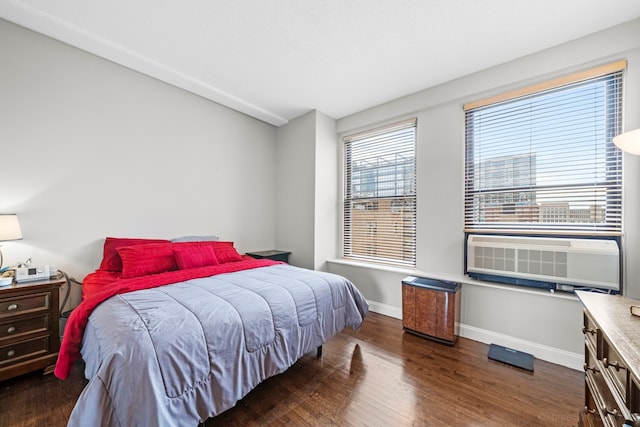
[327, 258, 579, 301]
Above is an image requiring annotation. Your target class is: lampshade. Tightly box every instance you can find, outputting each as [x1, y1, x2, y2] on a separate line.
[613, 128, 640, 155]
[0, 214, 23, 241]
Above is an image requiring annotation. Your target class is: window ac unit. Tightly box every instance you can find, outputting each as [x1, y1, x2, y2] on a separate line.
[466, 235, 619, 291]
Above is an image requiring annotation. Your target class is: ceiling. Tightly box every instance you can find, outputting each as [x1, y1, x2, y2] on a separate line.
[2, 1, 640, 126]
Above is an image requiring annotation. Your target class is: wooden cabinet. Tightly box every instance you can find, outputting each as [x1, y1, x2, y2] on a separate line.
[577, 291, 640, 427]
[402, 276, 460, 344]
[0, 276, 66, 381]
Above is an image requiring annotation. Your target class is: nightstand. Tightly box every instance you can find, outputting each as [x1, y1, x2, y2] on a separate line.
[246, 250, 291, 263]
[0, 275, 66, 381]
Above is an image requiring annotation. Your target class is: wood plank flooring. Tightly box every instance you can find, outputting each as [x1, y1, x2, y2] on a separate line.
[0, 313, 583, 426]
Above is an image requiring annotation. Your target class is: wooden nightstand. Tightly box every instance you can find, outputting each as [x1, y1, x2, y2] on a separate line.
[0, 276, 66, 381]
[246, 250, 291, 263]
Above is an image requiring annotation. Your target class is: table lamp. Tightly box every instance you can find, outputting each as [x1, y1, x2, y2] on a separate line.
[0, 214, 23, 270]
[614, 129, 640, 318]
[613, 128, 640, 155]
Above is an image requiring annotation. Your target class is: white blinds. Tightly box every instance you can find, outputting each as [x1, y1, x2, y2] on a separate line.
[464, 63, 624, 235]
[343, 119, 417, 267]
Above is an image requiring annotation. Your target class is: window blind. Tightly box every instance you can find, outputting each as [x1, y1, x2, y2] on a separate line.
[343, 119, 417, 267]
[464, 62, 624, 235]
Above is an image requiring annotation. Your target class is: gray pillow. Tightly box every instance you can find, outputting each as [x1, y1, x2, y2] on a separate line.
[171, 235, 219, 242]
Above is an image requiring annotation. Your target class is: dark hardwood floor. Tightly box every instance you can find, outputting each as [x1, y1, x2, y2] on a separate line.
[0, 313, 583, 426]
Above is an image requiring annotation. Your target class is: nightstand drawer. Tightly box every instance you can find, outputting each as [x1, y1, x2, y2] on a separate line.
[0, 336, 49, 365]
[0, 315, 50, 341]
[0, 292, 51, 318]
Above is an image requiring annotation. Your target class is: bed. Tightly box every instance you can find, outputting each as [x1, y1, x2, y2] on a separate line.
[55, 237, 368, 427]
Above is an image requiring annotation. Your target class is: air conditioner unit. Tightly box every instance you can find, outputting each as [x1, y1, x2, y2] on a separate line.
[466, 235, 619, 291]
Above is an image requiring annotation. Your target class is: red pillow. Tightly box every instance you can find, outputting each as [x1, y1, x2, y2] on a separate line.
[117, 243, 177, 278]
[99, 237, 170, 272]
[173, 244, 219, 270]
[81, 271, 121, 300]
[208, 241, 243, 263]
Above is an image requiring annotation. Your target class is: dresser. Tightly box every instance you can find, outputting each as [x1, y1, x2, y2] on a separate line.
[577, 291, 640, 426]
[0, 276, 66, 381]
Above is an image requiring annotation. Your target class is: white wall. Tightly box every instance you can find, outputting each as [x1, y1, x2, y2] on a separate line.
[313, 111, 338, 270]
[0, 19, 278, 305]
[275, 111, 316, 269]
[328, 18, 640, 370]
[275, 110, 338, 270]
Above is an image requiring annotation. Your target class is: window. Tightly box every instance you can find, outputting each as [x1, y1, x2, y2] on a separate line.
[464, 61, 625, 235]
[343, 119, 416, 267]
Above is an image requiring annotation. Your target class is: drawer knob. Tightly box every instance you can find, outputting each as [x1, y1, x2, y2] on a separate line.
[7, 303, 18, 311]
[603, 358, 626, 371]
[582, 326, 596, 335]
[7, 349, 15, 358]
[6, 326, 16, 334]
[605, 407, 621, 418]
[583, 363, 599, 374]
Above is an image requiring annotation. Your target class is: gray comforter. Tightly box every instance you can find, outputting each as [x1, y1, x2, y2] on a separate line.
[67, 264, 368, 426]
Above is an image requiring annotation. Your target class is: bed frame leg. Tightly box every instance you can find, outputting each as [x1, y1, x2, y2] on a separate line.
[317, 345, 322, 358]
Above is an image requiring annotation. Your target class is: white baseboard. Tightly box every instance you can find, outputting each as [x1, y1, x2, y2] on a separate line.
[459, 324, 583, 371]
[366, 300, 402, 319]
[366, 300, 583, 371]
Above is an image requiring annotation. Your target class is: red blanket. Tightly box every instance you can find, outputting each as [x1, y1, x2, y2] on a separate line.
[54, 258, 279, 380]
